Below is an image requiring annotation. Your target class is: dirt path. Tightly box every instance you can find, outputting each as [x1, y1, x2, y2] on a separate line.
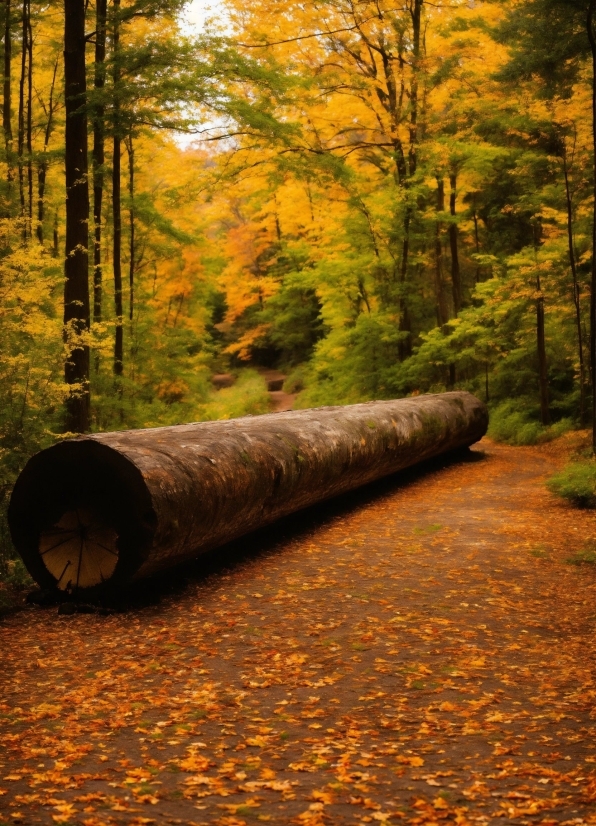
[2, 438, 596, 825]
[257, 369, 296, 412]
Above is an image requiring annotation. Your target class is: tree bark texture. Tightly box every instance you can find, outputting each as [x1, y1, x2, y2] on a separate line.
[112, 0, 123, 375]
[3, 0, 12, 171]
[562, 147, 586, 424]
[9, 392, 488, 594]
[112, 132, 123, 374]
[63, 0, 90, 433]
[434, 177, 448, 327]
[37, 58, 58, 245]
[449, 172, 461, 316]
[536, 272, 550, 426]
[17, 0, 28, 224]
[587, 0, 596, 452]
[92, 0, 106, 323]
[127, 134, 134, 321]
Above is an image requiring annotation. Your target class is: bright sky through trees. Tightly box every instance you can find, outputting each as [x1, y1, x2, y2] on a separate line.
[182, 0, 224, 35]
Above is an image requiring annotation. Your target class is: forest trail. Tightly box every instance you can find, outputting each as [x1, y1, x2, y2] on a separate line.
[258, 368, 297, 412]
[2, 438, 596, 825]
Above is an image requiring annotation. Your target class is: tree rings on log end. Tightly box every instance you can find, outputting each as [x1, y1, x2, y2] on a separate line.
[9, 440, 155, 595]
[39, 509, 119, 591]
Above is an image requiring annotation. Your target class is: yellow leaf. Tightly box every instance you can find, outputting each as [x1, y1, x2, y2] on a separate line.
[311, 790, 334, 804]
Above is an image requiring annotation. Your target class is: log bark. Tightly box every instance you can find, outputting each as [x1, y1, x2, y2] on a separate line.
[9, 392, 488, 594]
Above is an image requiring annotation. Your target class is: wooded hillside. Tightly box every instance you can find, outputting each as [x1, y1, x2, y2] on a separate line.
[1, 0, 595, 566]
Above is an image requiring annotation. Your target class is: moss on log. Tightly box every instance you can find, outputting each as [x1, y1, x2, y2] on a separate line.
[9, 392, 487, 594]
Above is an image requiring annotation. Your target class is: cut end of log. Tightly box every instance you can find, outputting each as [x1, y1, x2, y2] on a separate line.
[9, 439, 155, 594]
[40, 508, 119, 591]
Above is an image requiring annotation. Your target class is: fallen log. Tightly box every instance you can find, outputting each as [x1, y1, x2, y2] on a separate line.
[9, 391, 487, 594]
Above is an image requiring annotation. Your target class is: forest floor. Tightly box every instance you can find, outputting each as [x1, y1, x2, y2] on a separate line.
[2, 436, 596, 825]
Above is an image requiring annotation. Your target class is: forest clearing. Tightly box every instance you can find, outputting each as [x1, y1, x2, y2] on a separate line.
[2, 435, 596, 824]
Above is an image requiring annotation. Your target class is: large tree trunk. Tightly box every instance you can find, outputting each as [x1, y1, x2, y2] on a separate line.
[9, 392, 488, 594]
[63, 0, 90, 433]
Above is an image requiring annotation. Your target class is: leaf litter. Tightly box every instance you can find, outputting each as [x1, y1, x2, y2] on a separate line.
[2, 437, 596, 824]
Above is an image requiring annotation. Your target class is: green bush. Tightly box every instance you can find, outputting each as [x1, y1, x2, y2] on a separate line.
[488, 401, 574, 446]
[1, 557, 33, 588]
[283, 366, 307, 395]
[547, 461, 596, 508]
[566, 546, 596, 565]
[198, 370, 270, 420]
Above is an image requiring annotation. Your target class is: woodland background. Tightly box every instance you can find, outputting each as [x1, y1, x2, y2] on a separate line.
[0, 0, 594, 579]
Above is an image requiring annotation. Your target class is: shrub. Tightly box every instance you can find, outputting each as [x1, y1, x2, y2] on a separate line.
[547, 461, 596, 508]
[488, 401, 574, 446]
[283, 366, 307, 395]
[566, 546, 596, 565]
[198, 369, 270, 420]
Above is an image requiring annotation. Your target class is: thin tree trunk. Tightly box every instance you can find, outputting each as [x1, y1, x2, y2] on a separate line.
[449, 171, 461, 316]
[3, 0, 12, 179]
[536, 272, 550, 426]
[113, 133, 123, 375]
[127, 134, 134, 322]
[398, 213, 412, 360]
[562, 148, 586, 425]
[408, 0, 421, 177]
[63, 0, 90, 433]
[25, 0, 31, 225]
[533, 224, 550, 426]
[36, 58, 58, 245]
[92, 0, 106, 324]
[112, 0, 123, 377]
[17, 0, 26, 224]
[52, 210, 58, 257]
[434, 177, 448, 327]
[472, 193, 481, 284]
[398, 0, 422, 360]
[587, 0, 596, 452]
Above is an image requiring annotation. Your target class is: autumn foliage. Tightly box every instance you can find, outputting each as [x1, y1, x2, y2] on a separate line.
[3, 0, 596, 568]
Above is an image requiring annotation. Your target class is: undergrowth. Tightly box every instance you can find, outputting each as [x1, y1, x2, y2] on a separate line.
[488, 401, 574, 446]
[547, 460, 596, 508]
[566, 546, 596, 565]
